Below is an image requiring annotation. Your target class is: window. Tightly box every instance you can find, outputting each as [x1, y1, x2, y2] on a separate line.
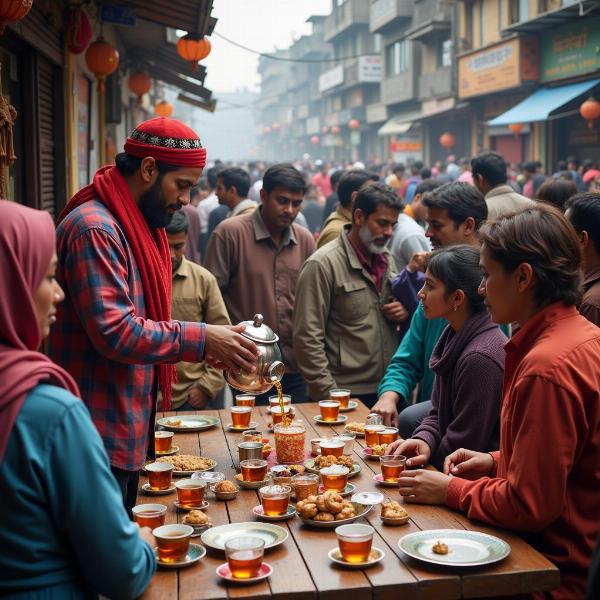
[442, 40, 452, 67]
[386, 40, 409, 77]
[509, 0, 529, 23]
[479, 0, 485, 46]
[464, 0, 474, 49]
[374, 34, 382, 53]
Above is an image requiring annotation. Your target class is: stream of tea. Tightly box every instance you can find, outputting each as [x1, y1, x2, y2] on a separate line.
[273, 379, 290, 427]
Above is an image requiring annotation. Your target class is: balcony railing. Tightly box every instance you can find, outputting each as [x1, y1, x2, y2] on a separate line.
[324, 0, 370, 42]
[418, 67, 452, 100]
[381, 71, 416, 105]
[370, 0, 413, 34]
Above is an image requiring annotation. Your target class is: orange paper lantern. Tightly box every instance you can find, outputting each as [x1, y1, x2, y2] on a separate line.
[331, 126, 340, 135]
[508, 123, 523, 139]
[348, 119, 360, 130]
[177, 34, 211, 71]
[85, 36, 119, 92]
[580, 97, 600, 129]
[310, 135, 320, 145]
[0, 0, 32, 35]
[439, 132, 456, 149]
[155, 101, 173, 117]
[128, 72, 152, 106]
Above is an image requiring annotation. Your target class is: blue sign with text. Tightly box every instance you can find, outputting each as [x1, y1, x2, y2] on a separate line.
[100, 6, 137, 27]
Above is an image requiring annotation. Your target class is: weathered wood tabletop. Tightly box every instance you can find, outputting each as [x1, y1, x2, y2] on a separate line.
[139, 400, 559, 600]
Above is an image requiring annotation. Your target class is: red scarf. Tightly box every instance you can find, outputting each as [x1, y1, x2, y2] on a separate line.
[57, 166, 175, 409]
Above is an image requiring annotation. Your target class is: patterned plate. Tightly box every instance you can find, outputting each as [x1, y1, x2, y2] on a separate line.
[156, 415, 220, 432]
[339, 401, 359, 412]
[313, 415, 348, 425]
[299, 502, 373, 529]
[304, 459, 361, 478]
[328, 546, 384, 568]
[201, 522, 288, 551]
[155, 543, 206, 569]
[398, 529, 511, 567]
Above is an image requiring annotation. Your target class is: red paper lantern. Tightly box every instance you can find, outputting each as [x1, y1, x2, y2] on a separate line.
[321, 126, 329, 134]
[177, 34, 211, 71]
[439, 132, 456, 149]
[154, 100, 173, 117]
[0, 0, 32, 35]
[508, 123, 523, 139]
[580, 97, 600, 129]
[66, 6, 92, 55]
[128, 72, 152, 106]
[85, 36, 119, 92]
[331, 126, 341, 135]
[348, 119, 360, 130]
[310, 135, 320, 145]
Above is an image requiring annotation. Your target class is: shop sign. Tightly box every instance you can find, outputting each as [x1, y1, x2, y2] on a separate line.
[395, 138, 422, 153]
[358, 56, 382, 83]
[458, 38, 538, 99]
[100, 5, 136, 26]
[306, 116, 320, 135]
[319, 65, 344, 92]
[350, 131, 361, 146]
[540, 16, 600, 82]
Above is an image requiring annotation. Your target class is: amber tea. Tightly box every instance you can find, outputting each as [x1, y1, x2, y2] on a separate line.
[231, 406, 253, 428]
[259, 484, 291, 516]
[364, 424, 386, 448]
[377, 428, 399, 445]
[292, 473, 319, 501]
[175, 479, 206, 508]
[271, 405, 292, 425]
[225, 536, 265, 579]
[146, 462, 173, 490]
[380, 455, 406, 482]
[240, 459, 268, 482]
[154, 431, 174, 453]
[336, 524, 374, 563]
[330, 388, 351, 409]
[319, 439, 345, 457]
[320, 465, 349, 492]
[318, 400, 340, 422]
[132, 504, 166, 529]
[235, 394, 256, 407]
[153, 524, 193, 563]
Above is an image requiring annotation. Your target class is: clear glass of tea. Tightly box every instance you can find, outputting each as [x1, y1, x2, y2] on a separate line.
[225, 536, 265, 579]
[154, 431, 174, 453]
[235, 394, 256, 407]
[364, 424, 386, 448]
[379, 454, 407, 482]
[153, 524, 194, 563]
[132, 503, 167, 529]
[292, 473, 319, 501]
[330, 388, 351, 409]
[377, 427, 399, 445]
[268, 394, 291, 409]
[271, 405, 292, 425]
[320, 465, 350, 492]
[319, 439, 346, 457]
[175, 478, 206, 508]
[145, 462, 174, 490]
[366, 413, 384, 425]
[239, 459, 268, 482]
[335, 524, 374, 563]
[332, 433, 356, 455]
[318, 400, 340, 421]
[231, 406, 253, 428]
[259, 484, 291, 516]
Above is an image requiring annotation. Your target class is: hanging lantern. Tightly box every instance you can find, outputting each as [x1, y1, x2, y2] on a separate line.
[321, 126, 329, 134]
[331, 125, 340, 135]
[177, 34, 211, 71]
[310, 135, 320, 145]
[508, 123, 523, 138]
[263, 126, 271, 134]
[154, 100, 173, 117]
[0, 0, 33, 35]
[128, 72, 152, 106]
[439, 132, 456, 149]
[66, 6, 92, 55]
[85, 36, 119, 92]
[580, 97, 600, 129]
[271, 122, 280, 130]
[348, 119, 360, 130]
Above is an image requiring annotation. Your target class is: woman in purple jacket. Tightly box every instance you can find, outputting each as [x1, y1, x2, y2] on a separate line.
[386, 245, 506, 471]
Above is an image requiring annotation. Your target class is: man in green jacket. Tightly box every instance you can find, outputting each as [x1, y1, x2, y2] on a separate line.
[293, 183, 407, 406]
[373, 182, 488, 432]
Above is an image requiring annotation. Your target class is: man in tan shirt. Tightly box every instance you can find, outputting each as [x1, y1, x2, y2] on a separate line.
[160, 211, 231, 410]
[204, 163, 315, 404]
[317, 169, 379, 248]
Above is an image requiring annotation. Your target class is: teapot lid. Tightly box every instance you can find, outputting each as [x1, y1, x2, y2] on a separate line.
[239, 314, 279, 343]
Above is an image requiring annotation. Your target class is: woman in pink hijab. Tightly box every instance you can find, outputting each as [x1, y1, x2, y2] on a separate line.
[0, 201, 155, 598]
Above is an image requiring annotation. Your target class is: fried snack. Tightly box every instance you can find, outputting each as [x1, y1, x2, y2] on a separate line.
[432, 540, 449, 555]
[313, 454, 355, 469]
[345, 422, 365, 434]
[166, 418, 182, 427]
[183, 510, 210, 525]
[313, 511, 335, 522]
[262, 443, 272, 458]
[214, 480, 237, 493]
[335, 507, 354, 520]
[371, 444, 389, 456]
[288, 464, 305, 475]
[381, 500, 409, 519]
[296, 499, 319, 519]
[324, 492, 344, 513]
[300, 492, 356, 522]
[156, 455, 214, 471]
[337, 455, 354, 469]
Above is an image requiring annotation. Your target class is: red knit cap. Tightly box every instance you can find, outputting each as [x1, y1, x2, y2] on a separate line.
[123, 117, 207, 168]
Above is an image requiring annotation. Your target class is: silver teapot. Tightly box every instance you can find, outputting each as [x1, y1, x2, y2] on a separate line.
[225, 314, 285, 394]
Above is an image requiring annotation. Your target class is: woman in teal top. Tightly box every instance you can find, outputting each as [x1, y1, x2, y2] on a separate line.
[0, 201, 155, 598]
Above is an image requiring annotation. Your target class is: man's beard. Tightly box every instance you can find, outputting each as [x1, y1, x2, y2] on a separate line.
[139, 178, 176, 229]
[359, 223, 390, 255]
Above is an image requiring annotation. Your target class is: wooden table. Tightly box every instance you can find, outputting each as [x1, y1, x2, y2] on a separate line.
[140, 401, 559, 600]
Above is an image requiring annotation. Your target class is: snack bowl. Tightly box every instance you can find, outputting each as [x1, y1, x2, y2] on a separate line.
[298, 502, 373, 529]
[381, 514, 410, 526]
[234, 473, 273, 490]
[211, 485, 239, 501]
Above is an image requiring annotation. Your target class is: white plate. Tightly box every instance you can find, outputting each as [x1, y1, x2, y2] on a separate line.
[313, 415, 348, 425]
[328, 546, 384, 569]
[398, 529, 511, 567]
[155, 543, 206, 568]
[351, 491, 384, 506]
[157, 415, 220, 432]
[343, 425, 365, 438]
[141, 482, 176, 495]
[174, 499, 209, 511]
[304, 459, 361, 478]
[252, 505, 297, 521]
[201, 522, 288, 551]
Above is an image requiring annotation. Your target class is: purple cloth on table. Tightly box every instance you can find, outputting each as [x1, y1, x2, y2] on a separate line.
[391, 267, 424, 339]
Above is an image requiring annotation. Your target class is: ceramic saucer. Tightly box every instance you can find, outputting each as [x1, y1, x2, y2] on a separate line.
[216, 562, 273, 583]
[318, 483, 356, 498]
[156, 445, 180, 456]
[142, 482, 176, 495]
[313, 415, 348, 426]
[226, 422, 258, 432]
[252, 505, 296, 521]
[339, 401, 359, 412]
[373, 474, 399, 487]
[155, 543, 206, 569]
[328, 546, 385, 569]
[174, 499, 210, 511]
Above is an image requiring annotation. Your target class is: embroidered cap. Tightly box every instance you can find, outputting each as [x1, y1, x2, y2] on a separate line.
[123, 117, 207, 168]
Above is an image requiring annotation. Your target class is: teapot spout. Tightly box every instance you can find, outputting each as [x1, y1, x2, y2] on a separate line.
[268, 361, 285, 382]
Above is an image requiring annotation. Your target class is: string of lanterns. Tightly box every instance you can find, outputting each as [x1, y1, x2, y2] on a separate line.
[0, 0, 33, 35]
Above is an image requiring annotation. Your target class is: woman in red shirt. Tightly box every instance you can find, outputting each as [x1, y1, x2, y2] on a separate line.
[398, 204, 600, 600]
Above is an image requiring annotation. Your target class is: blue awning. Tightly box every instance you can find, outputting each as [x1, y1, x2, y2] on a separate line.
[488, 79, 600, 126]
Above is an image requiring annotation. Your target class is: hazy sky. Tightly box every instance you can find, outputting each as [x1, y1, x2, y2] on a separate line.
[202, 0, 331, 93]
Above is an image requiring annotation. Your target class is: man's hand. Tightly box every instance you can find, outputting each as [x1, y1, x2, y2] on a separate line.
[407, 251, 430, 274]
[382, 300, 408, 323]
[371, 392, 400, 427]
[138, 525, 156, 548]
[443, 448, 495, 477]
[386, 438, 430, 466]
[398, 469, 449, 504]
[187, 386, 210, 409]
[204, 324, 259, 372]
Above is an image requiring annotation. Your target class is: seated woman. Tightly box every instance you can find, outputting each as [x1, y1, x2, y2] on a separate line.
[0, 201, 155, 598]
[396, 204, 600, 600]
[386, 245, 506, 470]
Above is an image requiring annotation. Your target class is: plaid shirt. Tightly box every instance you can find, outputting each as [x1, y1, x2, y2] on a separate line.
[49, 200, 205, 470]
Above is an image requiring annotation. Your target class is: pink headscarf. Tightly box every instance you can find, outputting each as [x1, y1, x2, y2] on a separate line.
[0, 200, 79, 462]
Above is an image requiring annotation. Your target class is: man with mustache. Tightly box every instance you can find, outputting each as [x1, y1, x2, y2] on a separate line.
[293, 182, 406, 407]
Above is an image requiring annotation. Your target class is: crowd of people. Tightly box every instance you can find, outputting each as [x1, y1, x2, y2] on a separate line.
[1, 115, 599, 599]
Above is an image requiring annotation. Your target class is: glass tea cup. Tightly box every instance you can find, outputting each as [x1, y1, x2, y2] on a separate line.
[259, 484, 292, 516]
[268, 394, 291, 409]
[145, 461, 174, 490]
[330, 388, 351, 409]
[132, 503, 167, 529]
[153, 524, 194, 563]
[379, 454, 407, 483]
[239, 459, 268, 482]
[292, 473, 319, 501]
[154, 431, 174, 453]
[175, 478, 206, 508]
[318, 400, 340, 422]
[231, 406, 253, 429]
[225, 536, 265, 579]
[319, 438, 346, 457]
[271, 405, 292, 425]
[364, 424, 386, 448]
[320, 465, 350, 492]
[335, 523, 374, 563]
[377, 427, 399, 445]
[332, 433, 356, 455]
[235, 394, 256, 407]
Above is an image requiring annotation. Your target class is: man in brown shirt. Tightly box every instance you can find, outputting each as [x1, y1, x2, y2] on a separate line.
[204, 163, 316, 403]
[566, 192, 600, 327]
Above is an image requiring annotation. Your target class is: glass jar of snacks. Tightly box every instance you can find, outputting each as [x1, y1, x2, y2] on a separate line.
[274, 423, 305, 464]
